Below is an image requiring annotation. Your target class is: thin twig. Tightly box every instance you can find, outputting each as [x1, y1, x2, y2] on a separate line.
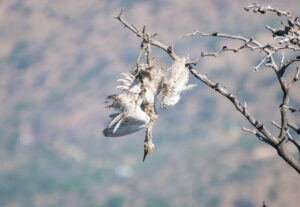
[282, 105, 300, 113]
[242, 127, 268, 143]
[114, 10, 177, 60]
[288, 122, 300, 134]
[254, 51, 275, 71]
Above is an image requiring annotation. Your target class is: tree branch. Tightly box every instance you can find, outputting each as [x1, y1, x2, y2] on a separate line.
[242, 127, 270, 144]
[288, 122, 300, 134]
[114, 10, 177, 60]
[187, 66, 277, 145]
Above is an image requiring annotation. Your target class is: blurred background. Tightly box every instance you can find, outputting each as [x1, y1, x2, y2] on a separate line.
[0, 0, 300, 206]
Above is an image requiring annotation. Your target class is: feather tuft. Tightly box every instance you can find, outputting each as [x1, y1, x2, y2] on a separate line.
[161, 57, 196, 109]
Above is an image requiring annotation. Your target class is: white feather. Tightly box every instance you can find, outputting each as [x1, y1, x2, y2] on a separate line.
[142, 66, 165, 105]
[103, 94, 150, 136]
[103, 72, 150, 137]
[161, 57, 196, 108]
[103, 65, 165, 137]
[116, 85, 129, 90]
[108, 113, 123, 128]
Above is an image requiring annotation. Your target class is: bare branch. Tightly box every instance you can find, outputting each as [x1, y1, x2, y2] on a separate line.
[281, 105, 300, 113]
[187, 66, 277, 145]
[275, 62, 300, 141]
[245, 3, 300, 31]
[278, 84, 289, 140]
[275, 44, 300, 52]
[288, 122, 300, 134]
[188, 55, 300, 172]
[254, 51, 275, 71]
[272, 121, 300, 159]
[180, 31, 281, 68]
[180, 31, 262, 50]
[242, 127, 268, 143]
[279, 57, 300, 77]
[293, 67, 300, 83]
[114, 9, 177, 60]
[245, 3, 292, 18]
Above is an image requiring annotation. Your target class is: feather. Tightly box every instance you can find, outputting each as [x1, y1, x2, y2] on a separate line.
[103, 115, 148, 137]
[113, 117, 124, 134]
[108, 113, 123, 128]
[141, 66, 165, 105]
[121, 72, 134, 82]
[103, 105, 150, 137]
[117, 79, 131, 86]
[104, 92, 150, 137]
[161, 57, 196, 108]
[103, 65, 165, 137]
[116, 85, 129, 90]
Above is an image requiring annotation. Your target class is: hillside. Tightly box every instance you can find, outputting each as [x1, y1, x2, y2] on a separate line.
[0, 0, 300, 206]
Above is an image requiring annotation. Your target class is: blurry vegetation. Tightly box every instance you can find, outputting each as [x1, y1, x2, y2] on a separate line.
[10, 1, 32, 15]
[146, 197, 170, 207]
[102, 195, 125, 207]
[206, 195, 221, 207]
[233, 198, 254, 207]
[229, 162, 260, 181]
[199, 97, 217, 122]
[8, 41, 42, 70]
[78, 59, 108, 85]
[0, 143, 105, 207]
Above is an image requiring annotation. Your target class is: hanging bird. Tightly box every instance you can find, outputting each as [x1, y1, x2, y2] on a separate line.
[103, 64, 165, 137]
[161, 57, 196, 108]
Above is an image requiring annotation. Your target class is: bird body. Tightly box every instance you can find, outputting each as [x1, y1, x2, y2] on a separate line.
[103, 65, 165, 137]
[103, 56, 196, 160]
[103, 70, 149, 137]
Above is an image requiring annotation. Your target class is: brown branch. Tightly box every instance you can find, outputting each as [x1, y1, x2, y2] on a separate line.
[278, 82, 289, 140]
[288, 122, 300, 134]
[180, 31, 279, 67]
[114, 10, 177, 60]
[180, 31, 262, 49]
[244, 3, 300, 30]
[276, 65, 299, 140]
[272, 121, 300, 160]
[282, 105, 300, 113]
[187, 65, 300, 173]
[187, 66, 276, 144]
[274, 45, 300, 52]
[242, 127, 269, 143]
[279, 57, 300, 76]
[244, 3, 292, 18]
[188, 43, 252, 65]
[292, 67, 300, 83]
[277, 144, 300, 171]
